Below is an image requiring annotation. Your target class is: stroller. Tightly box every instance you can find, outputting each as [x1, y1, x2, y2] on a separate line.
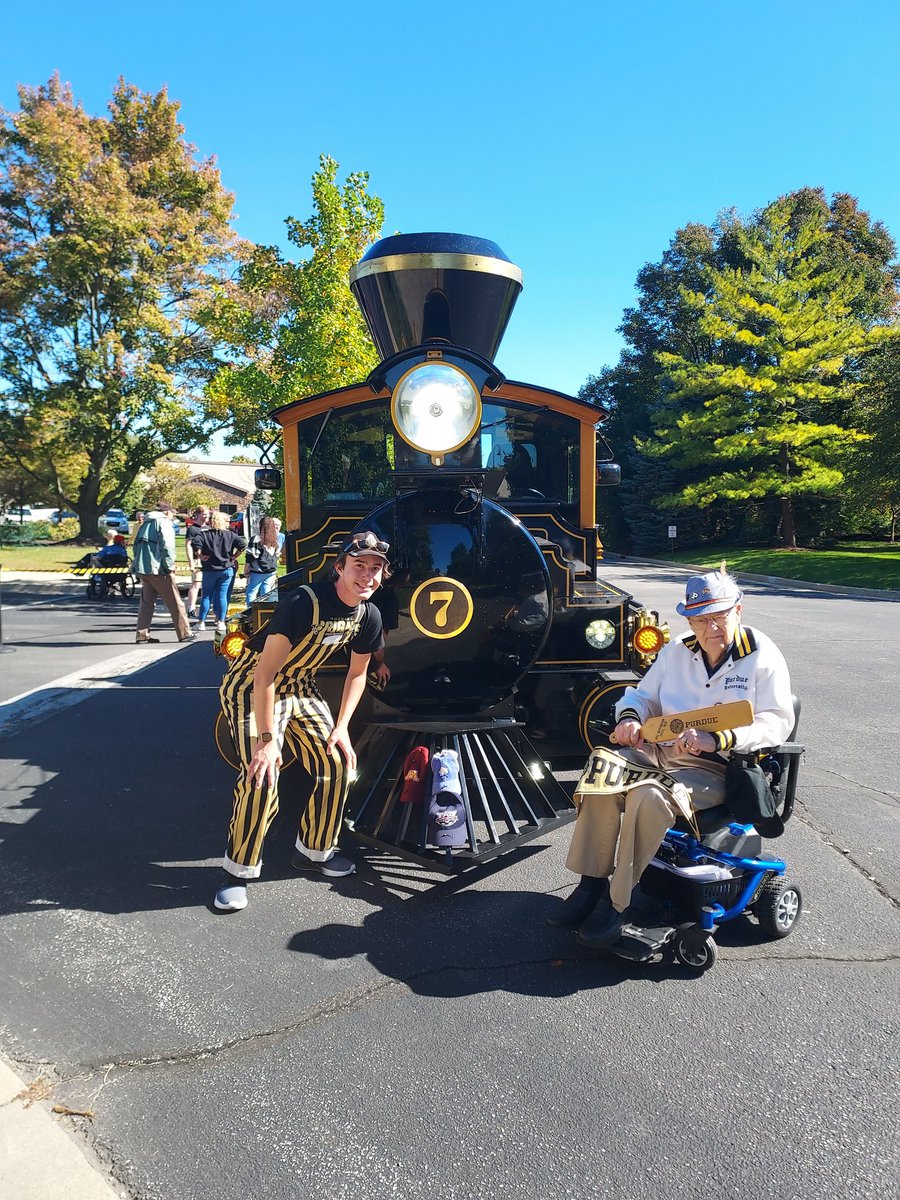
[595, 701, 804, 973]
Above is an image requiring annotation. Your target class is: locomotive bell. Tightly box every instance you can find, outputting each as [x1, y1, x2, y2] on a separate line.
[350, 232, 523, 362]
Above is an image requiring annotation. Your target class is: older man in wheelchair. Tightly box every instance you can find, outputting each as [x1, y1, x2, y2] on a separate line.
[85, 534, 135, 599]
[547, 570, 799, 963]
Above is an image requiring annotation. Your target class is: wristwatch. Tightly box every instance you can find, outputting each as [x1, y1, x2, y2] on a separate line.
[260, 731, 273, 744]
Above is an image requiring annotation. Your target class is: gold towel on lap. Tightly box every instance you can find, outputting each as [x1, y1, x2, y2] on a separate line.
[574, 745, 695, 824]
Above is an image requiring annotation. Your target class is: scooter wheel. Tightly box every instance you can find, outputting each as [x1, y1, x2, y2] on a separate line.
[672, 930, 718, 972]
[753, 877, 802, 939]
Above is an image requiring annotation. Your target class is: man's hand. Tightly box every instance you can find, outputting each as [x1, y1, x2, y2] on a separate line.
[675, 728, 717, 757]
[373, 661, 391, 688]
[248, 740, 282, 790]
[327, 723, 356, 770]
[611, 718, 643, 748]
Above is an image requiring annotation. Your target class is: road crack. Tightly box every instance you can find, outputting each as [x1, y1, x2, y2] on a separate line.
[795, 806, 900, 911]
[15, 948, 900, 1101]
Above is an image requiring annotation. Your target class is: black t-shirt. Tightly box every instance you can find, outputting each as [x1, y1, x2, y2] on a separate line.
[195, 528, 246, 571]
[248, 579, 383, 656]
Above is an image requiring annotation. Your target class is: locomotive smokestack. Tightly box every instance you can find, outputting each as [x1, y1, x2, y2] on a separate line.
[349, 232, 523, 363]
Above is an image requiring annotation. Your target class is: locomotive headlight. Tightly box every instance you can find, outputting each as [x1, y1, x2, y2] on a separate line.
[391, 361, 482, 456]
[585, 618, 617, 651]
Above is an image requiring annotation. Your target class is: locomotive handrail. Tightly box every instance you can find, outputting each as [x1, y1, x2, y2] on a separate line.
[364, 717, 521, 733]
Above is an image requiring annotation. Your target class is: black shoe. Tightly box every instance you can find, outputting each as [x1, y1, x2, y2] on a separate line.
[135, 635, 160, 644]
[545, 878, 609, 927]
[291, 850, 356, 877]
[179, 632, 198, 642]
[577, 898, 626, 948]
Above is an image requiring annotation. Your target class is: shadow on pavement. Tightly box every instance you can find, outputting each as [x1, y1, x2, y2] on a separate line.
[0, 647, 232, 917]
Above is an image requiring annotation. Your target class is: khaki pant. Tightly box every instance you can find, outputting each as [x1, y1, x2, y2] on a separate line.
[566, 746, 727, 913]
[136, 573, 190, 640]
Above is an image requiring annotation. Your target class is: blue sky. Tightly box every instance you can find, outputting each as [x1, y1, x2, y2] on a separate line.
[5, 0, 899, 454]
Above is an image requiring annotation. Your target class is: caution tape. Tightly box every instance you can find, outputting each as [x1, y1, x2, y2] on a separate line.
[0, 566, 138, 575]
[69, 567, 135, 575]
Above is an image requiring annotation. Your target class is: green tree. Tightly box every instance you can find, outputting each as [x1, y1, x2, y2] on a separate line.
[0, 75, 241, 537]
[851, 339, 900, 539]
[581, 223, 729, 553]
[205, 154, 384, 449]
[637, 195, 897, 547]
[590, 191, 898, 553]
[138, 460, 219, 515]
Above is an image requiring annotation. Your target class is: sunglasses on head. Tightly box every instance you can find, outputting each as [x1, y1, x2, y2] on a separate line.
[345, 531, 390, 554]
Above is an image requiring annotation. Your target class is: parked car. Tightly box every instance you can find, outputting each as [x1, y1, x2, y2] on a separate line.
[2, 505, 56, 522]
[98, 508, 130, 535]
[228, 511, 246, 535]
[50, 509, 78, 525]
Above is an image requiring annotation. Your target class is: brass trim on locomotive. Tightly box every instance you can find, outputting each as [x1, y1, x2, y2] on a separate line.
[350, 252, 524, 286]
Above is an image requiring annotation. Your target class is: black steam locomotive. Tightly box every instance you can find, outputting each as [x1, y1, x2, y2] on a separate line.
[215, 233, 668, 868]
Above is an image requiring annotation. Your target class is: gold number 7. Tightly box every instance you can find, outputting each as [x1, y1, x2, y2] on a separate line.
[429, 590, 453, 628]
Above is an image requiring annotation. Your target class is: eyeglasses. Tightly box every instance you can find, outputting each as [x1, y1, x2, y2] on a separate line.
[344, 532, 390, 554]
[688, 607, 736, 629]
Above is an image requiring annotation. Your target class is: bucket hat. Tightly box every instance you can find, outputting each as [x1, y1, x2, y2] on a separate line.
[675, 571, 743, 618]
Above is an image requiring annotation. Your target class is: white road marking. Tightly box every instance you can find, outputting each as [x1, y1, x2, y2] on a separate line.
[0, 644, 192, 736]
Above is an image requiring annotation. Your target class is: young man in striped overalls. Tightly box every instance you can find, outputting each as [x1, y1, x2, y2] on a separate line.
[214, 532, 388, 912]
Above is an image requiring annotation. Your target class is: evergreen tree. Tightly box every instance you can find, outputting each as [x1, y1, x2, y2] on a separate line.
[851, 339, 900, 539]
[638, 194, 896, 548]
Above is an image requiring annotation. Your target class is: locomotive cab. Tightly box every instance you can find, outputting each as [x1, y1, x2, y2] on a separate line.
[218, 233, 668, 867]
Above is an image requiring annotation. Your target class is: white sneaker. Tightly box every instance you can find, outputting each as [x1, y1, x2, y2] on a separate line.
[198, 621, 207, 631]
[216, 621, 226, 633]
[214, 877, 248, 911]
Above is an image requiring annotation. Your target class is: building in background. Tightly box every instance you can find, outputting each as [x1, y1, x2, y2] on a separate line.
[174, 460, 257, 514]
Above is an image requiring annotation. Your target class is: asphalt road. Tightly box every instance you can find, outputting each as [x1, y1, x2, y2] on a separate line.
[0, 566, 897, 1200]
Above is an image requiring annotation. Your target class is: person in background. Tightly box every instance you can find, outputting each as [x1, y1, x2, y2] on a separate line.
[196, 511, 246, 633]
[92, 534, 131, 597]
[132, 500, 194, 644]
[244, 516, 284, 604]
[94, 532, 128, 563]
[185, 505, 211, 618]
[85, 527, 118, 566]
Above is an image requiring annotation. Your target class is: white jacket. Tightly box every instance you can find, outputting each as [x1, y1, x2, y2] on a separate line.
[616, 625, 794, 755]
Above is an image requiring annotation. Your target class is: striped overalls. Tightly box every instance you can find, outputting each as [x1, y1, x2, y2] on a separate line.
[219, 586, 364, 878]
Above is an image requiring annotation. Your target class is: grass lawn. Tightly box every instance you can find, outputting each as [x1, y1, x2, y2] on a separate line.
[4, 538, 897, 590]
[0, 541, 190, 573]
[667, 542, 900, 591]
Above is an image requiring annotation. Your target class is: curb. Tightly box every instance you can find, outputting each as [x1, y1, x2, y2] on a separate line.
[0, 1058, 124, 1199]
[603, 555, 900, 602]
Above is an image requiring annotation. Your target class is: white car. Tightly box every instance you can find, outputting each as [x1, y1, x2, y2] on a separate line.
[98, 508, 130, 535]
[2, 505, 56, 522]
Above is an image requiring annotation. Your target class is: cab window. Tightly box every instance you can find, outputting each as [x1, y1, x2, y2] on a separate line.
[297, 407, 395, 505]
